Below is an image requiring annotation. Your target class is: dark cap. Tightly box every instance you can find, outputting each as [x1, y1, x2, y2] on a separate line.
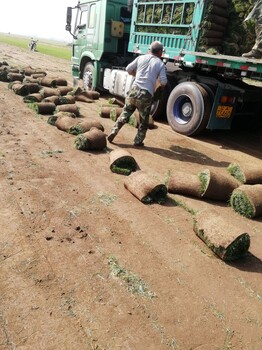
[150, 41, 164, 53]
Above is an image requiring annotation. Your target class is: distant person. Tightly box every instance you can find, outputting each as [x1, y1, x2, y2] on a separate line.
[107, 40, 167, 146]
[242, 0, 262, 59]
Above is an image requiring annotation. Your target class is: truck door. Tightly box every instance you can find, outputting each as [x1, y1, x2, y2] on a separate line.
[72, 2, 98, 66]
[72, 4, 88, 67]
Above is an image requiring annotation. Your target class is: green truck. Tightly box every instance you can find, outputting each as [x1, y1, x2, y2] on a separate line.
[66, 0, 262, 136]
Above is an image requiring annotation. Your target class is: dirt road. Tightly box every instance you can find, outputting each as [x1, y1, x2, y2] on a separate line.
[0, 43, 261, 350]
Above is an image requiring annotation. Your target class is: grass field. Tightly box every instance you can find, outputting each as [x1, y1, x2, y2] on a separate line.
[0, 33, 71, 60]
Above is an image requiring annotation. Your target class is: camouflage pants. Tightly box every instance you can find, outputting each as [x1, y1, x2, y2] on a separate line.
[110, 86, 152, 144]
[247, 0, 262, 52]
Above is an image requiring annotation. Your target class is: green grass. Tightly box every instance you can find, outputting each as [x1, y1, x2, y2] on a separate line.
[0, 33, 71, 60]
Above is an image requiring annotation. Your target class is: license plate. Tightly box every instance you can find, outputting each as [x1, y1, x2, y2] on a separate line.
[216, 105, 233, 118]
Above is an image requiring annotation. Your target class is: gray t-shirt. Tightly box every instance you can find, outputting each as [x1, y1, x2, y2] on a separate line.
[126, 54, 167, 96]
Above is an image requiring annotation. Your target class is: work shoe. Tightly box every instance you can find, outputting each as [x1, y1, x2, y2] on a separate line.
[107, 132, 117, 143]
[242, 50, 262, 59]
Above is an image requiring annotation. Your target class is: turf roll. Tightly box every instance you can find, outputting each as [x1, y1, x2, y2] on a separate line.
[59, 95, 75, 104]
[193, 209, 250, 261]
[109, 149, 138, 176]
[38, 77, 57, 87]
[40, 87, 61, 98]
[69, 119, 104, 135]
[74, 127, 107, 151]
[74, 94, 95, 103]
[23, 82, 40, 93]
[199, 168, 240, 201]
[74, 89, 100, 100]
[55, 104, 80, 117]
[7, 72, 24, 82]
[167, 170, 202, 198]
[58, 86, 73, 96]
[30, 102, 56, 115]
[227, 163, 262, 184]
[55, 78, 68, 86]
[230, 184, 262, 218]
[43, 95, 61, 105]
[124, 170, 167, 204]
[23, 93, 43, 103]
[9, 82, 29, 96]
[55, 116, 78, 132]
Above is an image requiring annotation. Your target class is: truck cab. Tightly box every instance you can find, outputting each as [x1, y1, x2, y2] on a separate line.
[66, 0, 134, 91]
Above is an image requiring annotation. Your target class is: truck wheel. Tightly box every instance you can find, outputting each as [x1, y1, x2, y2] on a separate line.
[166, 82, 211, 136]
[83, 62, 94, 91]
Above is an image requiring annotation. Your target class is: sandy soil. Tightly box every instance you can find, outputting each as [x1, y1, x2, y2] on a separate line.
[0, 43, 262, 350]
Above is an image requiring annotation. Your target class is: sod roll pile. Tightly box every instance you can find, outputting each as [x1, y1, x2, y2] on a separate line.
[124, 170, 167, 204]
[194, 209, 250, 261]
[74, 127, 107, 151]
[227, 163, 262, 184]
[230, 184, 262, 218]
[167, 170, 202, 198]
[199, 168, 240, 201]
[109, 149, 138, 176]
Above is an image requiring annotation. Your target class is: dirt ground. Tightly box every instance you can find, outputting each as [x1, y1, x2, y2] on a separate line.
[0, 43, 262, 350]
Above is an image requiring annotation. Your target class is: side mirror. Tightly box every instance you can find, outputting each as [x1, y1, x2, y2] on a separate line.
[66, 7, 72, 30]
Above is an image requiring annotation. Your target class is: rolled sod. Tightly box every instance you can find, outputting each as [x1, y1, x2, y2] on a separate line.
[23, 93, 43, 103]
[230, 184, 262, 218]
[193, 209, 250, 261]
[55, 78, 68, 86]
[23, 82, 40, 94]
[167, 170, 202, 198]
[199, 168, 240, 201]
[227, 163, 262, 184]
[38, 77, 57, 87]
[109, 149, 138, 176]
[55, 116, 78, 132]
[124, 170, 167, 204]
[59, 95, 76, 104]
[9, 82, 29, 96]
[74, 94, 94, 103]
[100, 106, 122, 119]
[69, 119, 104, 135]
[74, 127, 107, 151]
[74, 88, 100, 100]
[40, 87, 61, 98]
[43, 95, 61, 105]
[7, 72, 24, 82]
[58, 86, 73, 96]
[55, 104, 80, 117]
[30, 102, 56, 115]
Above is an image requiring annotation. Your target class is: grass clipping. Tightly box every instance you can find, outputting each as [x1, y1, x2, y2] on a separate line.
[194, 209, 250, 261]
[108, 256, 156, 298]
[124, 170, 167, 204]
[230, 184, 262, 219]
[109, 149, 138, 176]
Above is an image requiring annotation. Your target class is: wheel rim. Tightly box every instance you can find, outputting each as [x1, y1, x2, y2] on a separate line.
[83, 70, 93, 90]
[173, 95, 194, 125]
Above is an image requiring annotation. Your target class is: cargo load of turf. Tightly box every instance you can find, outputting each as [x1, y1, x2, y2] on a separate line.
[134, 0, 257, 55]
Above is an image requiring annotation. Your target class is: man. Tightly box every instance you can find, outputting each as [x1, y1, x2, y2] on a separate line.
[242, 0, 262, 59]
[107, 40, 167, 146]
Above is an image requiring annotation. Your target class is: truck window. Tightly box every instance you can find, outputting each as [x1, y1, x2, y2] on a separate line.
[75, 6, 88, 32]
[89, 4, 96, 29]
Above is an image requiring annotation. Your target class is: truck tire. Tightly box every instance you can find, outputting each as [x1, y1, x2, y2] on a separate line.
[83, 62, 95, 91]
[166, 82, 211, 136]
